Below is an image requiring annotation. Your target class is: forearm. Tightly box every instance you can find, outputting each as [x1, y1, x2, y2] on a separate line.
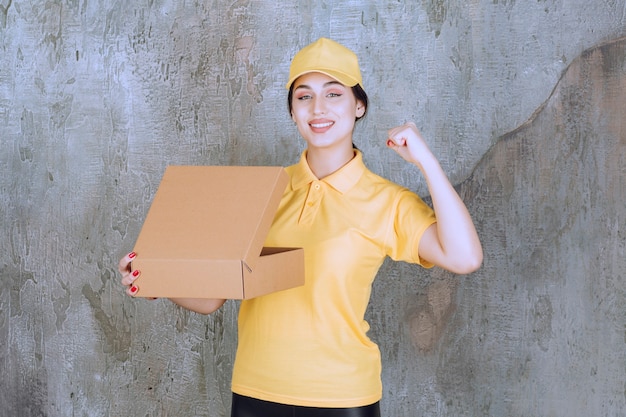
[168, 297, 226, 315]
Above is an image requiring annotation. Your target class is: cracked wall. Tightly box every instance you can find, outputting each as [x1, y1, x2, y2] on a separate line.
[1, 1, 625, 416]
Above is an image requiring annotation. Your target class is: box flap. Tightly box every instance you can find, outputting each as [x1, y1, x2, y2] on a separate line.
[133, 165, 288, 271]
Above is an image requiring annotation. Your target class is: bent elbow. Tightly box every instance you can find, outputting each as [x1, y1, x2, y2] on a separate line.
[169, 298, 226, 315]
[456, 249, 483, 275]
[441, 246, 483, 275]
[199, 299, 227, 315]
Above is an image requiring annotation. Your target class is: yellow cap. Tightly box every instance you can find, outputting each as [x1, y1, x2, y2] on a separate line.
[286, 38, 363, 89]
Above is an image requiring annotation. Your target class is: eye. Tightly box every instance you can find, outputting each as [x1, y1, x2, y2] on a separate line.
[327, 91, 342, 98]
[296, 93, 312, 101]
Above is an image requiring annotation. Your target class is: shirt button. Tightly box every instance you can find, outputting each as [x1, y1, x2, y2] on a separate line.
[314, 184, 321, 190]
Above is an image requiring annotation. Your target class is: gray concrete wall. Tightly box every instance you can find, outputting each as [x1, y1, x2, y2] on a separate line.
[1, 1, 624, 416]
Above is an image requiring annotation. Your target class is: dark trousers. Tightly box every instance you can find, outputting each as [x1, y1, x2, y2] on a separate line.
[231, 393, 382, 417]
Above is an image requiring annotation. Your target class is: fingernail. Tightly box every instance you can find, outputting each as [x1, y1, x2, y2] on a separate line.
[387, 140, 393, 147]
[130, 285, 138, 294]
[128, 252, 136, 259]
[132, 270, 140, 277]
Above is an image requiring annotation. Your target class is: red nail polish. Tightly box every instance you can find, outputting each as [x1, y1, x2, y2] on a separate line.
[130, 285, 138, 294]
[132, 270, 139, 277]
[128, 252, 136, 259]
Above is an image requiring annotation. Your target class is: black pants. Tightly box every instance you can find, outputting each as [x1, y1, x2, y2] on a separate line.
[231, 393, 381, 417]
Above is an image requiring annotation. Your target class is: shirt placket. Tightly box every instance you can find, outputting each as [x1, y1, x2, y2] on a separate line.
[298, 180, 324, 226]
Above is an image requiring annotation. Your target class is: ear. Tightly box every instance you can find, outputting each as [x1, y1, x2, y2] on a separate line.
[355, 101, 366, 118]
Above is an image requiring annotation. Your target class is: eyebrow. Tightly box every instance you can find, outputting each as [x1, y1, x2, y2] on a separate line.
[293, 80, 344, 91]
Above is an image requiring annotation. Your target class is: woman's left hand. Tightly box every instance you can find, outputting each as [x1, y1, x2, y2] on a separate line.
[386, 122, 434, 168]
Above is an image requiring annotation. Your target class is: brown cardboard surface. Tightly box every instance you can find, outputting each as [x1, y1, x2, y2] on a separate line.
[131, 166, 304, 299]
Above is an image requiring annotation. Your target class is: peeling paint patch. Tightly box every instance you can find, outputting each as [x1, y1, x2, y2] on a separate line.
[81, 270, 131, 362]
[406, 279, 457, 353]
[422, 0, 447, 37]
[0, 0, 11, 29]
[52, 275, 71, 330]
[530, 295, 553, 351]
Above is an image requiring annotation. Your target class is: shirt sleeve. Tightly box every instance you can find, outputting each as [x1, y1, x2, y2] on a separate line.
[385, 189, 437, 267]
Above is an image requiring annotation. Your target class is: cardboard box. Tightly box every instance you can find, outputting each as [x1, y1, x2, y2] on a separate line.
[131, 165, 304, 299]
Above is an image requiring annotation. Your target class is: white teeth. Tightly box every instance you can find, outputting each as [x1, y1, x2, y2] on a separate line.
[311, 122, 333, 128]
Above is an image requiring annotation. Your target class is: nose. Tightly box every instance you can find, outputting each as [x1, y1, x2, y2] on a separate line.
[312, 96, 326, 115]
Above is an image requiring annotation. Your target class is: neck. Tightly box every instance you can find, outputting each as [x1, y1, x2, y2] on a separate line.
[306, 145, 355, 179]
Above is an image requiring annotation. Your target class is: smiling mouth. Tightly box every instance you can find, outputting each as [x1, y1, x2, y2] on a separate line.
[310, 121, 334, 129]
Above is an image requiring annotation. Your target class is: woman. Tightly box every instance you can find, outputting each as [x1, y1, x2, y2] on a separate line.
[119, 37, 482, 417]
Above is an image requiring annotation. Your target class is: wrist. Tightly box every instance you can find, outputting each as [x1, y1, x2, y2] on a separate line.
[411, 151, 440, 172]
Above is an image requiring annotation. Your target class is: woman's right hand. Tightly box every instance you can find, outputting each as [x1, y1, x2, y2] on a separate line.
[117, 252, 226, 314]
[118, 252, 140, 297]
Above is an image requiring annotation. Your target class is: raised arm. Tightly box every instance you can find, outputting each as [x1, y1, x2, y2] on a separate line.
[387, 122, 483, 274]
[118, 252, 226, 314]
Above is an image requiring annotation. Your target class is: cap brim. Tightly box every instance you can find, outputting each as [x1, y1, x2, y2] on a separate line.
[286, 70, 360, 90]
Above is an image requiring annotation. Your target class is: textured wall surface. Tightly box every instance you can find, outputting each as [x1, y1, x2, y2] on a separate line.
[1, 1, 625, 416]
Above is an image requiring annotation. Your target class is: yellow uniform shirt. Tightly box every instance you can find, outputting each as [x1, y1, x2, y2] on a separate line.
[231, 150, 436, 408]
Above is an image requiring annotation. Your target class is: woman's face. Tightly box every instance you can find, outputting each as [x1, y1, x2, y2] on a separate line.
[290, 72, 365, 151]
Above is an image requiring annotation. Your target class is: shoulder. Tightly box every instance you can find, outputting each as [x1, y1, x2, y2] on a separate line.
[358, 166, 410, 196]
[358, 166, 434, 216]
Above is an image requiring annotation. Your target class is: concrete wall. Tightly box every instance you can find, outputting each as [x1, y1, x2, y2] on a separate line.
[1, 1, 624, 416]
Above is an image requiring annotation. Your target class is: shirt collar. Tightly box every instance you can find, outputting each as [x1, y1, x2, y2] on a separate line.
[290, 150, 366, 194]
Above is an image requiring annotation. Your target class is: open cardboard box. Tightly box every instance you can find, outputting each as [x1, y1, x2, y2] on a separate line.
[131, 165, 304, 299]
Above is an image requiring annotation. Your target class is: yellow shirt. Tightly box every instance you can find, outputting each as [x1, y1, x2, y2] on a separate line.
[231, 151, 436, 407]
